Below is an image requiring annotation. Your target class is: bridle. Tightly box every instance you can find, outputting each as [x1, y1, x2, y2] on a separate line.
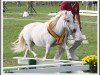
[64, 17, 76, 44]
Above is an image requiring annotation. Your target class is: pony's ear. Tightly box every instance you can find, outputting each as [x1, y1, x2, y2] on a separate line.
[68, 11, 73, 17]
[69, 11, 73, 15]
[69, 11, 72, 13]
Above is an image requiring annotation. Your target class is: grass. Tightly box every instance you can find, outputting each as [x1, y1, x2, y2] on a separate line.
[3, 2, 97, 67]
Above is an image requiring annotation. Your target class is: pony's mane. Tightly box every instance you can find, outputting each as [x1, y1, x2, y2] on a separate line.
[46, 11, 66, 27]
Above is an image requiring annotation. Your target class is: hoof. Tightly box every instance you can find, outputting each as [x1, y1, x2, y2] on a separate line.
[68, 57, 79, 61]
[34, 56, 37, 58]
[73, 56, 79, 61]
[67, 56, 73, 60]
[68, 58, 72, 60]
[23, 55, 28, 58]
[42, 57, 46, 61]
[67, 56, 79, 61]
[34, 54, 37, 58]
[53, 59, 60, 62]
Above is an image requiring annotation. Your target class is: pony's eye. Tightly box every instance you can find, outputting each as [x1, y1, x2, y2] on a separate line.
[67, 20, 70, 22]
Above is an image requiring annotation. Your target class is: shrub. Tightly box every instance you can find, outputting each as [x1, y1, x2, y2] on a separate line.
[81, 55, 97, 73]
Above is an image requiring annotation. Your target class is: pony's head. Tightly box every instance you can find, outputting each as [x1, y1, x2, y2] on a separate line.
[59, 10, 77, 33]
[47, 10, 76, 33]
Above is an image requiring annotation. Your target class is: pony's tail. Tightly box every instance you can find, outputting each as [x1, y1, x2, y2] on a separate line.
[12, 31, 26, 53]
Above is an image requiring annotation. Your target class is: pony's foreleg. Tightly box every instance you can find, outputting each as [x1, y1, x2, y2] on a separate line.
[62, 43, 72, 60]
[43, 44, 51, 59]
[54, 46, 65, 60]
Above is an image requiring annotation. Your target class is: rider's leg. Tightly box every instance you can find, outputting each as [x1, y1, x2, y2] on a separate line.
[67, 24, 83, 60]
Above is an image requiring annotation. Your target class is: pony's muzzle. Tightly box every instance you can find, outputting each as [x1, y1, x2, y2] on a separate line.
[72, 29, 76, 33]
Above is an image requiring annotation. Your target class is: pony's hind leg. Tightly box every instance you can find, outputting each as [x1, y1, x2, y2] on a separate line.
[24, 48, 29, 57]
[23, 40, 37, 58]
[28, 43, 37, 58]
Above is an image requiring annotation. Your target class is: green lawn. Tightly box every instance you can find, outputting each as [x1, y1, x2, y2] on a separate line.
[3, 2, 97, 67]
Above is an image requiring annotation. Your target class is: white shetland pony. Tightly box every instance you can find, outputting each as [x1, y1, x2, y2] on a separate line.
[12, 10, 76, 59]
